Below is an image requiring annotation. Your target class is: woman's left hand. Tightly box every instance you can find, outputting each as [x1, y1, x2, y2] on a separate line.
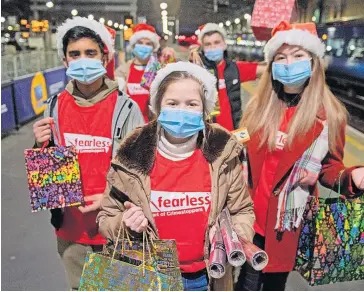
[352, 167, 364, 190]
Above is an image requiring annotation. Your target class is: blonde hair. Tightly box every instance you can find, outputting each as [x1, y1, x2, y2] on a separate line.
[240, 56, 347, 153]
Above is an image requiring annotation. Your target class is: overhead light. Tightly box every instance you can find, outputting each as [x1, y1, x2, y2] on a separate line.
[160, 3, 168, 10]
[161, 10, 168, 16]
[244, 14, 251, 20]
[124, 25, 128, 30]
[107, 20, 113, 26]
[235, 18, 240, 24]
[119, 24, 124, 29]
[88, 14, 94, 20]
[46, 1, 54, 8]
[71, 9, 78, 16]
[322, 34, 327, 40]
[350, 45, 356, 51]
[5, 33, 10, 37]
[195, 29, 200, 35]
[1, 17, 5, 23]
[99, 18, 105, 24]
[164, 35, 168, 40]
[114, 22, 119, 28]
[326, 45, 332, 51]
[219, 22, 224, 27]
[225, 20, 231, 26]
[175, 35, 179, 40]
[4, 37, 9, 42]
[312, 16, 317, 21]
[168, 31, 172, 36]
[8, 26, 13, 31]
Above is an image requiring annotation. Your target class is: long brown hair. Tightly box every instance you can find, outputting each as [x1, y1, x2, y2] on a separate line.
[240, 56, 347, 152]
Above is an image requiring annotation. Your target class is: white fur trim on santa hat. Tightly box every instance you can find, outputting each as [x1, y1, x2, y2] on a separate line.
[199, 23, 227, 44]
[264, 29, 325, 62]
[150, 62, 217, 115]
[129, 30, 160, 52]
[56, 17, 114, 61]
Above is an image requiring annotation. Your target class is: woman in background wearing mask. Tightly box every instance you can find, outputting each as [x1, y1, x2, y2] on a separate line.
[236, 21, 364, 291]
[97, 62, 255, 291]
[115, 23, 175, 122]
[192, 23, 265, 131]
[32, 17, 144, 290]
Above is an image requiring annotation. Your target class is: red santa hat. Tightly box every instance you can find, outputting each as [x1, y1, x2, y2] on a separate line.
[56, 17, 114, 61]
[129, 23, 160, 52]
[264, 21, 326, 62]
[104, 26, 116, 80]
[198, 23, 227, 44]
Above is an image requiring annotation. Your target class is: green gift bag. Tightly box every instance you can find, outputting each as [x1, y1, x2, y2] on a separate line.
[79, 230, 184, 291]
[295, 195, 363, 286]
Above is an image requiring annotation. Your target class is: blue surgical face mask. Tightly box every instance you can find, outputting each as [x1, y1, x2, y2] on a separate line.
[272, 59, 312, 88]
[204, 47, 224, 62]
[157, 108, 205, 139]
[66, 58, 106, 85]
[133, 44, 153, 60]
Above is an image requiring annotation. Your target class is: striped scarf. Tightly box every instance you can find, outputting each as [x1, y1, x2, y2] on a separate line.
[275, 125, 329, 232]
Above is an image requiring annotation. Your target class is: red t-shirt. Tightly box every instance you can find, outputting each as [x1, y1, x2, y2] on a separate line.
[150, 150, 211, 273]
[215, 61, 258, 131]
[253, 107, 297, 236]
[126, 64, 149, 122]
[56, 90, 117, 245]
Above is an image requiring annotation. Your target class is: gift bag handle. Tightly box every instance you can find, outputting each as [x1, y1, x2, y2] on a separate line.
[40, 119, 62, 151]
[111, 217, 155, 276]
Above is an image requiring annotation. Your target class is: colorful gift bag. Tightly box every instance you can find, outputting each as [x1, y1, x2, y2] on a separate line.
[251, 0, 297, 40]
[79, 233, 184, 291]
[24, 123, 84, 212]
[140, 54, 161, 91]
[295, 195, 363, 285]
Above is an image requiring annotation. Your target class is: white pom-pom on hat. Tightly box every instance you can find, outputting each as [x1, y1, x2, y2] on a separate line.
[150, 62, 217, 115]
[56, 17, 114, 61]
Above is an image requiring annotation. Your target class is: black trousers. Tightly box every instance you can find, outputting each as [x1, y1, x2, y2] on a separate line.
[235, 234, 289, 291]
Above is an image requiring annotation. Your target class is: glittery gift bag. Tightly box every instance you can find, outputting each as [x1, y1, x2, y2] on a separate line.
[295, 195, 363, 285]
[79, 231, 184, 291]
[24, 123, 84, 212]
[140, 54, 161, 91]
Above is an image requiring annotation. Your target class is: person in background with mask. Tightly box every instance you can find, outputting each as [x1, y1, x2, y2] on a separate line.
[193, 23, 265, 131]
[32, 17, 144, 290]
[97, 62, 255, 291]
[115, 23, 175, 122]
[237, 21, 364, 291]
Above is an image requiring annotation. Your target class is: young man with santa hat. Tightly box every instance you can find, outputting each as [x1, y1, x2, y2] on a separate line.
[32, 17, 144, 290]
[115, 23, 175, 122]
[193, 23, 266, 131]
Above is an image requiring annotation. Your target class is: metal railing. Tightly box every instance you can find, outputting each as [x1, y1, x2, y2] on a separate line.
[1, 50, 63, 80]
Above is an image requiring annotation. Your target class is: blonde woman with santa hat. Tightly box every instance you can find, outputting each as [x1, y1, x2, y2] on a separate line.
[115, 23, 176, 122]
[32, 17, 144, 290]
[98, 62, 255, 291]
[237, 21, 364, 291]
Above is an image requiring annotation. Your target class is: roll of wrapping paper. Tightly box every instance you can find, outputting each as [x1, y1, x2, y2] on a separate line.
[208, 227, 227, 279]
[219, 208, 246, 267]
[238, 235, 269, 271]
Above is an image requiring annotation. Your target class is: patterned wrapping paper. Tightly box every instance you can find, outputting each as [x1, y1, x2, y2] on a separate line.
[251, 0, 296, 40]
[140, 54, 161, 91]
[238, 236, 269, 271]
[209, 227, 227, 279]
[79, 239, 184, 291]
[24, 145, 84, 212]
[295, 196, 364, 286]
[219, 208, 246, 267]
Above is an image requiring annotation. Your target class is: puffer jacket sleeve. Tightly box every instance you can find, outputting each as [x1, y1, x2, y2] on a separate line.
[226, 157, 255, 242]
[97, 169, 127, 241]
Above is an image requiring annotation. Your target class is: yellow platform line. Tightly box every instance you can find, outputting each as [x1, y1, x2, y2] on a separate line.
[345, 135, 364, 151]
